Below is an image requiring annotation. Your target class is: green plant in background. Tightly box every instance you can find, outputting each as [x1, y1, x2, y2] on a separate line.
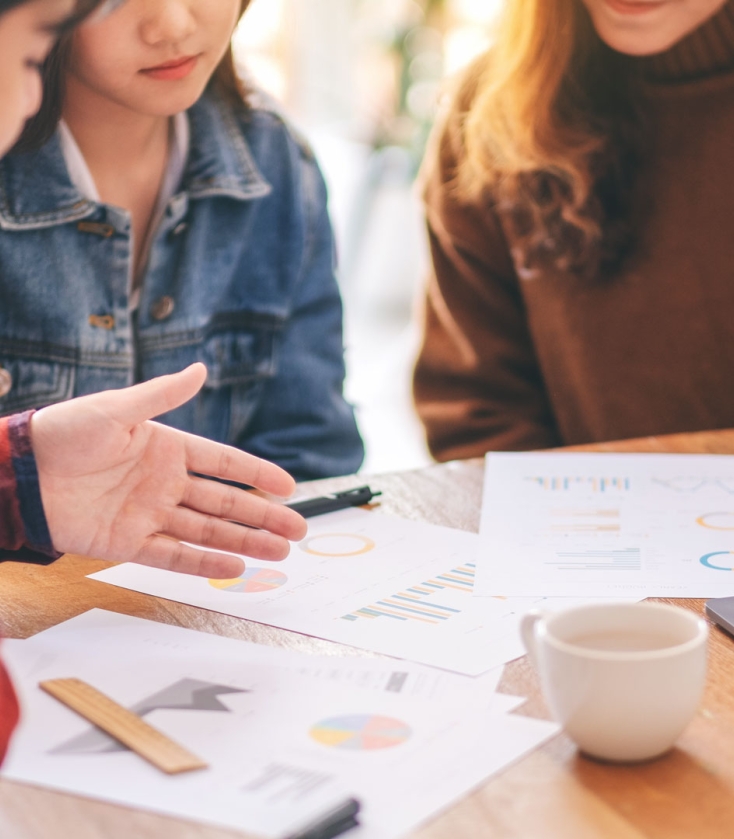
[372, 0, 449, 172]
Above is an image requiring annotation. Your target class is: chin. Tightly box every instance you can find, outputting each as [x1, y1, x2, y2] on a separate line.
[133, 84, 210, 118]
[0, 116, 24, 158]
[593, 23, 693, 55]
[0, 130, 16, 159]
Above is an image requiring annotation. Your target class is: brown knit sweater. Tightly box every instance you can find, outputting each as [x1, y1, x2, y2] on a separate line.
[414, 3, 734, 462]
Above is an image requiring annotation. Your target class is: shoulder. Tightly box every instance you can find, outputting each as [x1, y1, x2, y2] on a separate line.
[200, 85, 325, 214]
[193, 87, 329, 239]
[235, 88, 330, 222]
[246, 88, 315, 159]
[218, 85, 318, 168]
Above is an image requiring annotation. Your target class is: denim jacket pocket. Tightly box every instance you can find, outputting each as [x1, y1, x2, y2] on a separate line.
[197, 312, 284, 443]
[201, 321, 280, 386]
[0, 357, 75, 417]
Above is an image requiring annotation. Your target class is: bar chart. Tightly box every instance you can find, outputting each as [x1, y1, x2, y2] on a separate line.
[526, 476, 630, 492]
[341, 562, 476, 624]
[545, 548, 642, 572]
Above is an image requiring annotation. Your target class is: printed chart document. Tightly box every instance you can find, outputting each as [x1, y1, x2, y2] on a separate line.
[2, 611, 558, 839]
[476, 451, 734, 598]
[91, 509, 614, 675]
[27, 609, 508, 711]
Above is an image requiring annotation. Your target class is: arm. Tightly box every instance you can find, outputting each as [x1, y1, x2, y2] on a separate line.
[413, 105, 561, 462]
[0, 412, 59, 563]
[238, 151, 364, 482]
[0, 415, 31, 764]
[2, 365, 306, 576]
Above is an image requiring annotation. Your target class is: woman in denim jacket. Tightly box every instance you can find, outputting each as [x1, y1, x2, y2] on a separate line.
[0, 0, 364, 482]
[1, 0, 311, 767]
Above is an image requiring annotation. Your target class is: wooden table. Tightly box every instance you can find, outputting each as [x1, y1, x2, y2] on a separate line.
[3, 429, 734, 839]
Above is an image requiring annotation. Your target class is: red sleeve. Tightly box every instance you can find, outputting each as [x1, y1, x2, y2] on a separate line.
[0, 412, 60, 562]
[0, 652, 20, 765]
[0, 415, 26, 550]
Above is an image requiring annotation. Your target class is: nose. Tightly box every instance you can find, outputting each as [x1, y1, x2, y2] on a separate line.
[139, 0, 197, 47]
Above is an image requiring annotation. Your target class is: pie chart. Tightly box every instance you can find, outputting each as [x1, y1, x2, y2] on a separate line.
[208, 568, 289, 593]
[309, 714, 412, 751]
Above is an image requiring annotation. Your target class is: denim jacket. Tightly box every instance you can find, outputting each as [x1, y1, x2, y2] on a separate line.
[0, 90, 363, 481]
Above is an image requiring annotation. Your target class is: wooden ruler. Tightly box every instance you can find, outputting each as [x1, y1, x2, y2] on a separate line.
[40, 678, 208, 775]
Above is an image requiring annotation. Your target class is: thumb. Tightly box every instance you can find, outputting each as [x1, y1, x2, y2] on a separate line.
[101, 364, 208, 426]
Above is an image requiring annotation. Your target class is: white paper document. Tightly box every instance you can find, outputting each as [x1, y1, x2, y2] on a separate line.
[476, 451, 734, 598]
[26, 609, 508, 711]
[3, 611, 558, 839]
[90, 508, 563, 675]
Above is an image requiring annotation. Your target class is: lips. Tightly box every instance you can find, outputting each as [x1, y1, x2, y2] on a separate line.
[602, 0, 667, 14]
[140, 55, 199, 81]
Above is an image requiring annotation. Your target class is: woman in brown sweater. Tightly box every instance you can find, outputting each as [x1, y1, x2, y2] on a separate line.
[414, 0, 734, 461]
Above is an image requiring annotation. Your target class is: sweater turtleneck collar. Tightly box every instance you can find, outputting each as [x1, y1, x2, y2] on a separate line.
[634, 0, 734, 83]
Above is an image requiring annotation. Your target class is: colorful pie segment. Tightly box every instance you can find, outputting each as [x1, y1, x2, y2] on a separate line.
[208, 568, 288, 593]
[309, 714, 412, 751]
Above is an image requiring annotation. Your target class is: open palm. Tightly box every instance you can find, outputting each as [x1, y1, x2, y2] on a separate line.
[30, 364, 307, 578]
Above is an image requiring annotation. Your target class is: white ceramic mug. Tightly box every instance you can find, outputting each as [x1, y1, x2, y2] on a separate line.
[521, 602, 708, 762]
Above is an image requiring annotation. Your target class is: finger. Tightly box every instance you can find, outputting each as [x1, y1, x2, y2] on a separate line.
[99, 364, 208, 427]
[184, 436, 296, 498]
[182, 477, 307, 541]
[133, 536, 246, 579]
[163, 506, 293, 562]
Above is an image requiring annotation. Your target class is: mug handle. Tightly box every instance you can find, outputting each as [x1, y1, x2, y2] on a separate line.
[520, 610, 546, 668]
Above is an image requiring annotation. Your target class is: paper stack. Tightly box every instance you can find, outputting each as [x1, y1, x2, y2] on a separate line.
[2, 609, 558, 838]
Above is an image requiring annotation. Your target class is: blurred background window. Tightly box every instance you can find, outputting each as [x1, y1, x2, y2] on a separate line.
[233, 0, 503, 474]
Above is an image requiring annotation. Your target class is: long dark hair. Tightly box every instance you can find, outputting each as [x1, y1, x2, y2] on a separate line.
[0, 0, 103, 24]
[12, 0, 252, 154]
[2, 0, 106, 153]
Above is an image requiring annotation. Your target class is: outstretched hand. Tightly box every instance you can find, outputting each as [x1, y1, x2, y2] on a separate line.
[30, 364, 307, 579]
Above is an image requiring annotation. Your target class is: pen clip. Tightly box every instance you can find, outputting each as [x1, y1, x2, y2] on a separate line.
[333, 486, 382, 504]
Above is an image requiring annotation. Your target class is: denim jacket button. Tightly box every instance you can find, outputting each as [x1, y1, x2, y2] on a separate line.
[151, 296, 175, 321]
[77, 221, 115, 238]
[0, 367, 12, 398]
[88, 314, 115, 330]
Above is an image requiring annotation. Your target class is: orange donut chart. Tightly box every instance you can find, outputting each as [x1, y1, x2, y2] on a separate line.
[301, 533, 376, 557]
[695, 512, 734, 531]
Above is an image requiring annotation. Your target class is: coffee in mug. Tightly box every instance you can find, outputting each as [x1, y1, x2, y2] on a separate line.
[521, 602, 708, 762]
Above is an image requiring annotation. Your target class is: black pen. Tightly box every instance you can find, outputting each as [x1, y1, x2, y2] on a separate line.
[286, 486, 382, 519]
[284, 796, 361, 839]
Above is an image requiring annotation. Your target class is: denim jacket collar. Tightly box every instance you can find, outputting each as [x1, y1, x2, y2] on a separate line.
[0, 90, 271, 231]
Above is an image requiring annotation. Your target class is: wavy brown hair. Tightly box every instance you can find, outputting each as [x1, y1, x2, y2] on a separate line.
[13, 0, 252, 154]
[458, 0, 644, 279]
